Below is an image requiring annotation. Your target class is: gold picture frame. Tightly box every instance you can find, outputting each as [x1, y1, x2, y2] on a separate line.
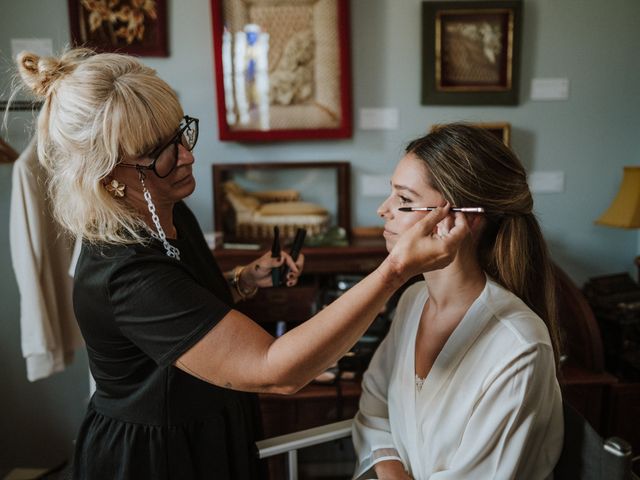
[430, 122, 511, 147]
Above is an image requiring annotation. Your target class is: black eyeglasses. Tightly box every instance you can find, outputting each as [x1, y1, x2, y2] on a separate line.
[119, 115, 199, 178]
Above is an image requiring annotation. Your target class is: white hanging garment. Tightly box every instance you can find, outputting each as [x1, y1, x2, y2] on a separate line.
[9, 137, 83, 381]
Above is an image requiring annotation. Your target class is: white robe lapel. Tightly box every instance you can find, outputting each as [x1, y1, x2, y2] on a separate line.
[408, 279, 494, 477]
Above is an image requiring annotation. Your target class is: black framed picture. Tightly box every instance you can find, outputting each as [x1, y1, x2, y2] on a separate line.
[422, 1, 522, 105]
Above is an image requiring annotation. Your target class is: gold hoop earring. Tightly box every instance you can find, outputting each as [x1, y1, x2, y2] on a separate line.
[104, 178, 126, 198]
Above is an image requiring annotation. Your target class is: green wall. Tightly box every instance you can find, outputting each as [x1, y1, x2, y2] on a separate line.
[1, 0, 639, 470]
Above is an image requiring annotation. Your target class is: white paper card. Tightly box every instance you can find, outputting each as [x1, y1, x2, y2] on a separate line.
[530, 78, 570, 100]
[529, 171, 565, 193]
[11, 38, 53, 59]
[360, 108, 399, 130]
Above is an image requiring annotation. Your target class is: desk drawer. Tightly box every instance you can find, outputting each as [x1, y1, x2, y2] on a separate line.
[237, 285, 318, 324]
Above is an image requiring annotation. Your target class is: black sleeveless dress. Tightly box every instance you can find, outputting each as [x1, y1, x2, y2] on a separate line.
[72, 202, 265, 479]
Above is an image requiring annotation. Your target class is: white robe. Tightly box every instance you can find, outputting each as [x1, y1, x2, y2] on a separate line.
[353, 277, 563, 480]
[9, 137, 83, 381]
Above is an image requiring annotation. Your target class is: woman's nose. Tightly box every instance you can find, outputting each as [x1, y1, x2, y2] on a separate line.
[176, 143, 194, 166]
[377, 197, 391, 218]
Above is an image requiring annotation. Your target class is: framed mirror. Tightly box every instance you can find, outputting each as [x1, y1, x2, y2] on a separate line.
[212, 161, 351, 244]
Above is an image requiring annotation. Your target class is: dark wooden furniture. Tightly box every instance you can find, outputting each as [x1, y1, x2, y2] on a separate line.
[215, 237, 387, 477]
[553, 266, 618, 433]
[605, 382, 640, 456]
[213, 235, 387, 335]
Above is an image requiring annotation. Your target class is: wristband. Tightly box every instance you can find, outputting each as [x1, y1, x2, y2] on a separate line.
[231, 265, 258, 300]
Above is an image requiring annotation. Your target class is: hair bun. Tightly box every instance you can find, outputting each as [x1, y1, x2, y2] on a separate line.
[17, 51, 74, 98]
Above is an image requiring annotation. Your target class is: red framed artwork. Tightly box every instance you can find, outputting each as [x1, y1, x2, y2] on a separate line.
[68, 0, 168, 56]
[210, 0, 353, 141]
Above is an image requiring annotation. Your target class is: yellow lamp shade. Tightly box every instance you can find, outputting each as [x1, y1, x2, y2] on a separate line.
[596, 166, 640, 229]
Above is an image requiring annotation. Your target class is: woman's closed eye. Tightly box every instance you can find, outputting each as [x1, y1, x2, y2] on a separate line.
[398, 195, 412, 205]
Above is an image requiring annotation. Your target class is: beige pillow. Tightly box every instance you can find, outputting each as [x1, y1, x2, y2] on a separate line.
[259, 201, 327, 216]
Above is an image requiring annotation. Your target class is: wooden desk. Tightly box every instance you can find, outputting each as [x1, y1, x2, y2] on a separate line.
[213, 236, 388, 275]
[259, 381, 362, 438]
[213, 237, 389, 331]
[258, 381, 362, 478]
[559, 363, 617, 432]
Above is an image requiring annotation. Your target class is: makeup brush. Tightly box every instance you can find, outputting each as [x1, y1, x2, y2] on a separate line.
[398, 207, 485, 213]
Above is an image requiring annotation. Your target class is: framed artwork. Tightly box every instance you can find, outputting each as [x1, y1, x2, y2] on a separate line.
[474, 121, 511, 146]
[210, 0, 353, 141]
[68, 0, 168, 56]
[430, 122, 512, 147]
[212, 162, 351, 243]
[421, 1, 522, 105]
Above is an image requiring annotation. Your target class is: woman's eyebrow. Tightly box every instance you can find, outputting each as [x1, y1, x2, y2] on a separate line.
[391, 182, 422, 198]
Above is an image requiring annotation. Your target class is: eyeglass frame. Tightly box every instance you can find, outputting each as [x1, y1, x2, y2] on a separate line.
[118, 115, 199, 178]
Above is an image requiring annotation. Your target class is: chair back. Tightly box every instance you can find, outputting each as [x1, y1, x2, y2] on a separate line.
[554, 401, 634, 479]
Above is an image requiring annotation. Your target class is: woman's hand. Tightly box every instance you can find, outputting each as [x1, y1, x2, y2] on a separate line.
[240, 250, 305, 290]
[385, 204, 470, 283]
[374, 460, 414, 480]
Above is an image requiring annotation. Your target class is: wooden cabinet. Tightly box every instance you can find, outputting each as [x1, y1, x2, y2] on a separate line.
[213, 236, 389, 331]
[259, 382, 361, 438]
[213, 236, 388, 276]
[213, 235, 389, 436]
[215, 238, 388, 478]
[604, 382, 640, 455]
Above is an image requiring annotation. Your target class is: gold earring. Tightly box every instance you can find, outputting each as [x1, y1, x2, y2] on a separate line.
[104, 178, 126, 198]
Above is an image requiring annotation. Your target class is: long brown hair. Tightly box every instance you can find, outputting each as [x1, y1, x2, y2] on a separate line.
[406, 123, 561, 366]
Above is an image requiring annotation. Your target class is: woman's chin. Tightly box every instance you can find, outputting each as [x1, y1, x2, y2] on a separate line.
[384, 237, 395, 253]
[177, 176, 196, 199]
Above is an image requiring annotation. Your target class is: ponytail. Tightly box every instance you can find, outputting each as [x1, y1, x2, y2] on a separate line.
[484, 214, 561, 367]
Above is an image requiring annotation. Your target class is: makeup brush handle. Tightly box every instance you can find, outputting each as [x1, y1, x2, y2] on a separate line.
[280, 228, 306, 285]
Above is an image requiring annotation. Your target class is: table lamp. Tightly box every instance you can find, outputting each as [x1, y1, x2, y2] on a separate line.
[595, 166, 640, 277]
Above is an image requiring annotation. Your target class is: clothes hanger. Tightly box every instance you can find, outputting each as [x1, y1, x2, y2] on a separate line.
[0, 137, 18, 164]
[0, 100, 41, 163]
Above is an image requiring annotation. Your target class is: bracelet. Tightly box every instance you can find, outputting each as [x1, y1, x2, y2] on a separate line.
[231, 265, 258, 300]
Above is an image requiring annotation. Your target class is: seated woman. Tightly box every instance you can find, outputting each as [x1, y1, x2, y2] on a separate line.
[352, 124, 564, 479]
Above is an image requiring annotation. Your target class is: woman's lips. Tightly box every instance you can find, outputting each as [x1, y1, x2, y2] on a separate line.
[173, 172, 193, 186]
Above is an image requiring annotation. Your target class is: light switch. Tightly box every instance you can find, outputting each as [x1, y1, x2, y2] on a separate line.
[359, 108, 399, 130]
[530, 78, 570, 100]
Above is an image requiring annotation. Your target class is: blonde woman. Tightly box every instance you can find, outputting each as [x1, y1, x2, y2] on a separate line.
[13, 48, 468, 479]
[353, 124, 564, 479]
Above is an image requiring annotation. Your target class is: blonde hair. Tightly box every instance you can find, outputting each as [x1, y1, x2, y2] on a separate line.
[14, 48, 183, 244]
[406, 124, 562, 366]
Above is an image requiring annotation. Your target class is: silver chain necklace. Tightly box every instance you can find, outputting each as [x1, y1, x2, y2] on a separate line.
[139, 172, 181, 260]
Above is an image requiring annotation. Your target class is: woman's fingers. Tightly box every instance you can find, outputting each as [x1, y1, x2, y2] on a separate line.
[389, 206, 472, 280]
[435, 211, 456, 237]
[415, 204, 451, 235]
[280, 251, 300, 274]
[245, 250, 305, 288]
[282, 252, 304, 287]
